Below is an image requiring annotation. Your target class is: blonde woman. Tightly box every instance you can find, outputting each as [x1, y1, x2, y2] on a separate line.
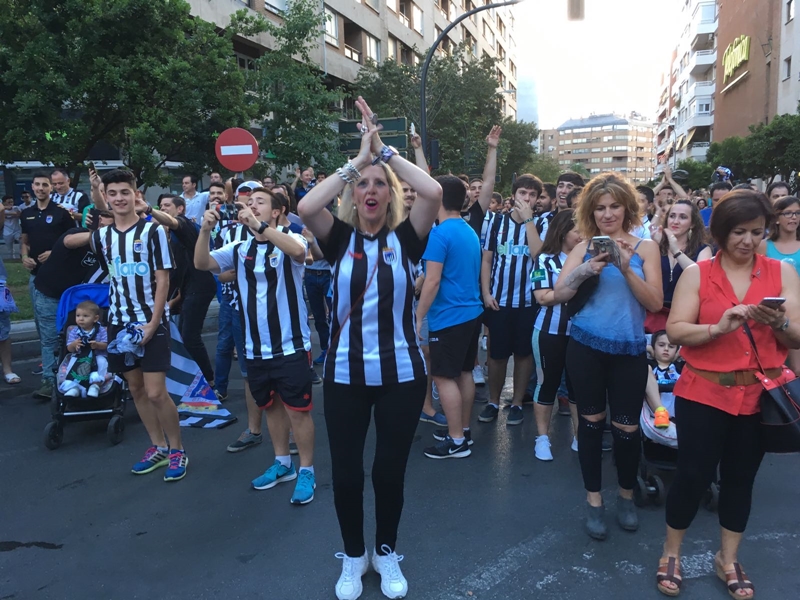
[554, 172, 663, 541]
[298, 97, 441, 600]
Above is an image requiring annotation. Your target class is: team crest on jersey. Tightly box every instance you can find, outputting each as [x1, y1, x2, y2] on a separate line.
[269, 252, 279, 268]
[46, 215, 53, 224]
[382, 247, 396, 264]
[133, 239, 143, 253]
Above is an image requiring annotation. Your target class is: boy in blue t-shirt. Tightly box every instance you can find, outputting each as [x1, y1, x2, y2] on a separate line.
[416, 176, 483, 459]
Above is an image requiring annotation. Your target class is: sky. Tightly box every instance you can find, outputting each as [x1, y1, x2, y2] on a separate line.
[514, 0, 682, 129]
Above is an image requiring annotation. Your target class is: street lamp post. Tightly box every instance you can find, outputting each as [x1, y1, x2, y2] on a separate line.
[419, 0, 522, 154]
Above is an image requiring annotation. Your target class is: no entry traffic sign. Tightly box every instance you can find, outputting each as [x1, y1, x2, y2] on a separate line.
[215, 128, 260, 172]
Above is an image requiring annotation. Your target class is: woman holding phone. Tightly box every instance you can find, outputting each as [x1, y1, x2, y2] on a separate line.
[554, 172, 663, 540]
[656, 190, 800, 598]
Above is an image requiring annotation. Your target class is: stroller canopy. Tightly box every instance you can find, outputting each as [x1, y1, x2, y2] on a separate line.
[56, 284, 110, 331]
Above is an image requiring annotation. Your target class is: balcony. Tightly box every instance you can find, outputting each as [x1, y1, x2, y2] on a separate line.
[686, 113, 713, 130]
[689, 49, 716, 75]
[657, 120, 668, 135]
[688, 141, 710, 160]
[690, 2, 718, 49]
[686, 80, 715, 102]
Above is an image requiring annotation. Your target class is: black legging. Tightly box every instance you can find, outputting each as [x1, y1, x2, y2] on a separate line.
[566, 338, 647, 493]
[324, 378, 426, 558]
[532, 329, 575, 405]
[666, 397, 765, 533]
[179, 289, 215, 383]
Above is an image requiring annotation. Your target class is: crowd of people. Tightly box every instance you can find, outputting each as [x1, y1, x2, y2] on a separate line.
[4, 95, 800, 599]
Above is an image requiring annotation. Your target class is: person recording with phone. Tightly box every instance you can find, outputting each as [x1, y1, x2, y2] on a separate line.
[554, 172, 663, 541]
[655, 189, 800, 599]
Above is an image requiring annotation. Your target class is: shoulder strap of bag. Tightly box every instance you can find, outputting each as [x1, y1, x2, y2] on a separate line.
[741, 321, 771, 376]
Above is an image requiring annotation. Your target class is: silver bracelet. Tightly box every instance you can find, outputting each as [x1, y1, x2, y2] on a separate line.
[335, 167, 353, 184]
[344, 161, 361, 181]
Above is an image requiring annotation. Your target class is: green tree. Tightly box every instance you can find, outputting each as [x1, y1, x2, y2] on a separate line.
[569, 163, 590, 179]
[0, 0, 253, 186]
[676, 158, 715, 190]
[354, 46, 536, 182]
[521, 153, 561, 184]
[743, 114, 800, 186]
[232, 0, 345, 174]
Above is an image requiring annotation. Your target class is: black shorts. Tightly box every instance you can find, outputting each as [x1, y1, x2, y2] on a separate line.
[483, 306, 536, 360]
[107, 322, 171, 373]
[246, 352, 312, 412]
[429, 317, 482, 379]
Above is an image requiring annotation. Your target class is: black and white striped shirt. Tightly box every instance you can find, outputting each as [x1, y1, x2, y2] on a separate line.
[536, 211, 555, 239]
[219, 223, 253, 303]
[51, 189, 88, 213]
[532, 252, 571, 336]
[318, 217, 427, 386]
[483, 212, 536, 308]
[91, 220, 174, 325]
[210, 233, 310, 360]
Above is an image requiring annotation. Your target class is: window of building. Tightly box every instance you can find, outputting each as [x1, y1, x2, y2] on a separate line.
[324, 8, 338, 46]
[497, 17, 506, 39]
[784, 56, 793, 80]
[465, 32, 477, 56]
[412, 4, 424, 34]
[590, 168, 601, 174]
[591, 147, 601, 153]
[363, 0, 379, 11]
[509, 60, 516, 78]
[697, 102, 711, 114]
[387, 0, 397, 12]
[366, 34, 381, 62]
[590, 158, 600, 163]
[497, 43, 505, 64]
[234, 52, 256, 71]
[602, 157, 613, 163]
[388, 36, 397, 61]
[265, 0, 287, 12]
[398, 3, 410, 28]
[788, 0, 795, 23]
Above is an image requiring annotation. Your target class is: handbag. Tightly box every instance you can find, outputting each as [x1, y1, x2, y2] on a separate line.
[742, 323, 800, 454]
[565, 274, 599, 318]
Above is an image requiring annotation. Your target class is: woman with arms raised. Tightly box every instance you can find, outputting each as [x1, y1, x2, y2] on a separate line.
[298, 97, 441, 600]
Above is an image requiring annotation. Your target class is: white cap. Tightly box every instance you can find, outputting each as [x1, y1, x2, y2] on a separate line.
[236, 181, 262, 195]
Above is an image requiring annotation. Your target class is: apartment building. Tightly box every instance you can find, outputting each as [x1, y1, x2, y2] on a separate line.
[540, 113, 656, 185]
[188, 0, 519, 119]
[778, 0, 800, 115]
[654, 0, 718, 175]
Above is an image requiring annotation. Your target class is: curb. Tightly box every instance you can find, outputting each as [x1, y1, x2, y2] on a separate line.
[10, 300, 221, 361]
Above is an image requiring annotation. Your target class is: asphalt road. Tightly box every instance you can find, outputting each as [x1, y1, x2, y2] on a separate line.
[2, 335, 799, 600]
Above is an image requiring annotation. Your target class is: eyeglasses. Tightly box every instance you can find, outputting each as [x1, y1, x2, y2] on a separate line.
[779, 211, 800, 218]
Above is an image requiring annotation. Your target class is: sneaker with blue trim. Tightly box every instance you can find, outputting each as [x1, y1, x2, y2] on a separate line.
[290, 469, 316, 505]
[419, 411, 447, 426]
[313, 351, 327, 365]
[131, 446, 169, 475]
[163, 449, 188, 481]
[252, 460, 297, 490]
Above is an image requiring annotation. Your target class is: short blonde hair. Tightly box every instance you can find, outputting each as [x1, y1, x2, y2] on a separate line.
[338, 162, 406, 231]
[574, 172, 642, 238]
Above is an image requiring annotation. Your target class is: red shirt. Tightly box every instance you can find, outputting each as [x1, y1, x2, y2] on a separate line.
[675, 253, 790, 415]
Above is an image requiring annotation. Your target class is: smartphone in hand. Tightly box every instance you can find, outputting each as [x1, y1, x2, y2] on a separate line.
[590, 236, 622, 268]
[760, 297, 786, 310]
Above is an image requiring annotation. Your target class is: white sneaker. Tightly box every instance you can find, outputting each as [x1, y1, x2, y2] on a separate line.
[571, 436, 579, 452]
[472, 365, 486, 386]
[65, 387, 81, 397]
[534, 435, 554, 461]
[372, 545, 408, 599]
[87, 384, 100, 397]
[334, 551, 369, 600]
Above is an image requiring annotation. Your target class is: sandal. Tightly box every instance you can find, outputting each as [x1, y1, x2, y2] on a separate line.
[656, 556, 682, 597]
[4, 373, 21, 385]
[715, 553, 755, 599]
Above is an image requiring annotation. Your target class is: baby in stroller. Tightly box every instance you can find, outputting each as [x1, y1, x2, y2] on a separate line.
[58, 300, 109, 398]
[641, 330, 681, 448]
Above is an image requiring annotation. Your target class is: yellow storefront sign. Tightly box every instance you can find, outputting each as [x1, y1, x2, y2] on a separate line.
[723, 35, 750, 84]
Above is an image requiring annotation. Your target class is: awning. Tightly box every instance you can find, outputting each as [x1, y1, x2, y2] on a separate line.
[676, 134, 686, 151]
[665, 140, 674, 154]
[684, 128, 697, 148]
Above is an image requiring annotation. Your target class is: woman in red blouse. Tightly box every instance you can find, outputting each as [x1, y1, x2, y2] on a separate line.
[656, 190, 800, 598]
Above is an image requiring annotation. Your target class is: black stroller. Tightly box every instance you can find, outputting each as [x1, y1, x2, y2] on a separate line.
[43, 284, 129, 449]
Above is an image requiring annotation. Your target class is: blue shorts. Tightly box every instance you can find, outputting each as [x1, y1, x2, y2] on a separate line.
[0, 312, 10, 342]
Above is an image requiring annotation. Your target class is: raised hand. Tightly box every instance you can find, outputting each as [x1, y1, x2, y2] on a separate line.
[200, 208, 219, 232]
[486, 125, 502, 148]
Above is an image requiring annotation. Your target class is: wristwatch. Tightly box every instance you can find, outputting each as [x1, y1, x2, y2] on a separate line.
[257, 221, 269, 234]
[672, 250, 683, 259]
[372, 145, 399, 165]
[777, 318, 790, 332]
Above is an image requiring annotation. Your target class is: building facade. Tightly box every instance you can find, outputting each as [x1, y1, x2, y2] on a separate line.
[540, 113, 656, 185]
[713, 0, 780, 141]
[778, 0, 800, 115]
[189, 0, 519, 119]
[655, 0, 718, 175]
